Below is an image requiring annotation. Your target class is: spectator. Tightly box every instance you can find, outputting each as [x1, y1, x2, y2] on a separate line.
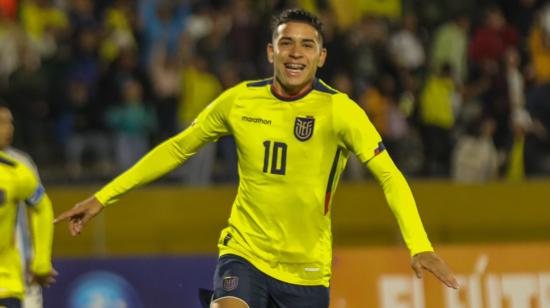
[452, 117, 499, 182]
[419, 64, 457, 176]
[6, 44, 51, 164]
[97, 47, 151, 111]
[528, 4, 550, 85]
[149, 42, 182, 141]
[68, 0, 97, 31]
[176, 55, 222, 186]
[226, 0, 261, 79]
[194, 10, 231, 77]
[469, 5, 519, 67]
[138, 0, 190, 67]
[501, 0, 541, 38]
[525, 83, 550, 175]
[430, 12, 470, 84]
[360, 74, 410, 168]
[0, 10, 24, 85]
[59, 78, 112, 179]
[99, 0, 137, 64]
[105, 78, 156, 172]
[389, 12, 425, 72]
[19, 0, 69, 58]
[349, 16, 393, 87]
[0, 0, 17, 20]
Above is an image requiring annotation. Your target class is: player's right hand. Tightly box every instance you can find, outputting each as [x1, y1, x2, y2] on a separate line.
[31, 268, 58, 288]
[54, 196, 104, 236]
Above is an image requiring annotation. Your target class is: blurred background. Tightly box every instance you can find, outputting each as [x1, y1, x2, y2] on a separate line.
[1, 0, 549, 183]
[1, 0, 550, 307]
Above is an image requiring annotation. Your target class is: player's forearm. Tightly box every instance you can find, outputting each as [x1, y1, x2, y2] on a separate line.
[367, 152, 433, 255]
[30, 195, 54, 274]
[95, 128, 207, 206]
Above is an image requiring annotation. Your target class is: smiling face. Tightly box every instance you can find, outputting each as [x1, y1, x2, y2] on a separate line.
[0, 107, 14, 150]
[268, 21, 327, 96]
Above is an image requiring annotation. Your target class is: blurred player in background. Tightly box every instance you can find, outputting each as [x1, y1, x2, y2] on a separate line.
[55, 9, 458, 308]
[0, 105, 56, 308]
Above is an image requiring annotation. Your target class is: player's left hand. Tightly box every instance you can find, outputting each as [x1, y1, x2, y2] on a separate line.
[30, 268, 58, 288]
[411, 251, 459, 289]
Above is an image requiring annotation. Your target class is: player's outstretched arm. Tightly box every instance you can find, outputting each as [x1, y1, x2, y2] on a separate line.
[366, 151, 459, 289]
[54, 196, 104, 236]
[412, 251, 459, 289]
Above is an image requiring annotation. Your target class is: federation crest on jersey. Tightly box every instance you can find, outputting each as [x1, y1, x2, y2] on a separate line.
[222, 276, 239, 291]
[294, 116, 315, 141]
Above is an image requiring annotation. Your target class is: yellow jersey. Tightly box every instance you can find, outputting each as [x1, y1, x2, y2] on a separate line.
[0, 151, 53, 299]
[96, 78, 433, 287]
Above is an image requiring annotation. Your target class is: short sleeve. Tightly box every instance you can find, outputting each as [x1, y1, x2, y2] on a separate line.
[333, 94, 384, 163]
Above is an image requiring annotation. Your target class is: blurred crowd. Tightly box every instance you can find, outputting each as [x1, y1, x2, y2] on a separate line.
[0, 0, 549, 184]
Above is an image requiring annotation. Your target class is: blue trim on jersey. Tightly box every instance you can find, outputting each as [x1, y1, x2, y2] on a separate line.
[26, 185, 45, 207]
[323, 149, 341, 215]
[0, 156, 16, 167]
[313, 79, 337, 94]
[374, 141, 386, 156]
[270, 83, 314, 102]
[326, 149, 341, 194]
[247, 78, 273, 87]
[248, 77, 336, 101]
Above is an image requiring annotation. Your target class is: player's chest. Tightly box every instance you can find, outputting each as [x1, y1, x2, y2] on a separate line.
[229, 100, 333, 144]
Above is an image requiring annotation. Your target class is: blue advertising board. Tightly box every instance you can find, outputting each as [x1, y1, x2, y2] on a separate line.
[44, 256, 218, 308]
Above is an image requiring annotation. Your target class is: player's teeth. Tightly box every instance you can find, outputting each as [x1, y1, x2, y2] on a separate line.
[286, 64, 304, 70]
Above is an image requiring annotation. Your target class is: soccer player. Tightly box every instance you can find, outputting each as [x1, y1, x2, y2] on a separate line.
[0, 105, 56, 308]
[55, 9, 459, 307]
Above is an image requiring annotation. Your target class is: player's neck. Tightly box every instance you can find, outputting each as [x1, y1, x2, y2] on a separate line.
[271, 78, 314, 100]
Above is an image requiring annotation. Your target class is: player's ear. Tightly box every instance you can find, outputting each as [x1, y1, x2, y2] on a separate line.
[267, 43, 274, 64]
[317, 47, 327, 68]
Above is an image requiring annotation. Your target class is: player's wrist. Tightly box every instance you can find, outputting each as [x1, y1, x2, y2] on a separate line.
[93, 193, 109, 207]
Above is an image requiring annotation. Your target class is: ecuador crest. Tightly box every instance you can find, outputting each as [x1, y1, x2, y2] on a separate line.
[294, 116, 315, 141]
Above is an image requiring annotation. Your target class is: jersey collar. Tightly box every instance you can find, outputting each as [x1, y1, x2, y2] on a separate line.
[270, 78, 317, 102]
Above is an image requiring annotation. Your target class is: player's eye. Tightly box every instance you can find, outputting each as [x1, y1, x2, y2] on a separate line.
[279, 40, 292, 46]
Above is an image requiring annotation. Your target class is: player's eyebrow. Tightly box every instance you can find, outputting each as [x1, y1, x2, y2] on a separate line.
[279, 36, 318, 45]
[301, 38, 317, 44]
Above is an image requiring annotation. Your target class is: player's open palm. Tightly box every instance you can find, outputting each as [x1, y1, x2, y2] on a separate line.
[411, 251, 460, 289]
[54, 196, 104, 236]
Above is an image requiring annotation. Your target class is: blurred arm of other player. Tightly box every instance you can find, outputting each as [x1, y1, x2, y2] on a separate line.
[366, 151, 459, 289]
[27, 188, 57, 288]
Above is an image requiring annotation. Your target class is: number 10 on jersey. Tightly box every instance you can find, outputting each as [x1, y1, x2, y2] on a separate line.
[263, 141, 287, 175]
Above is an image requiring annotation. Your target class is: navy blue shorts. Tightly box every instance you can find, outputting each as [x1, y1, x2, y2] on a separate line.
[0, 298, 21, 308]
[212, 254, 329, 308]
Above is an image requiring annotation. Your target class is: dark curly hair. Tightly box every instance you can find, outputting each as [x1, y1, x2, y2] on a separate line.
[271, 9, 324, 43]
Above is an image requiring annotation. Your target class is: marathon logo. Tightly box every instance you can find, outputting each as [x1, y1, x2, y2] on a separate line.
[241, 116, 272, 125]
